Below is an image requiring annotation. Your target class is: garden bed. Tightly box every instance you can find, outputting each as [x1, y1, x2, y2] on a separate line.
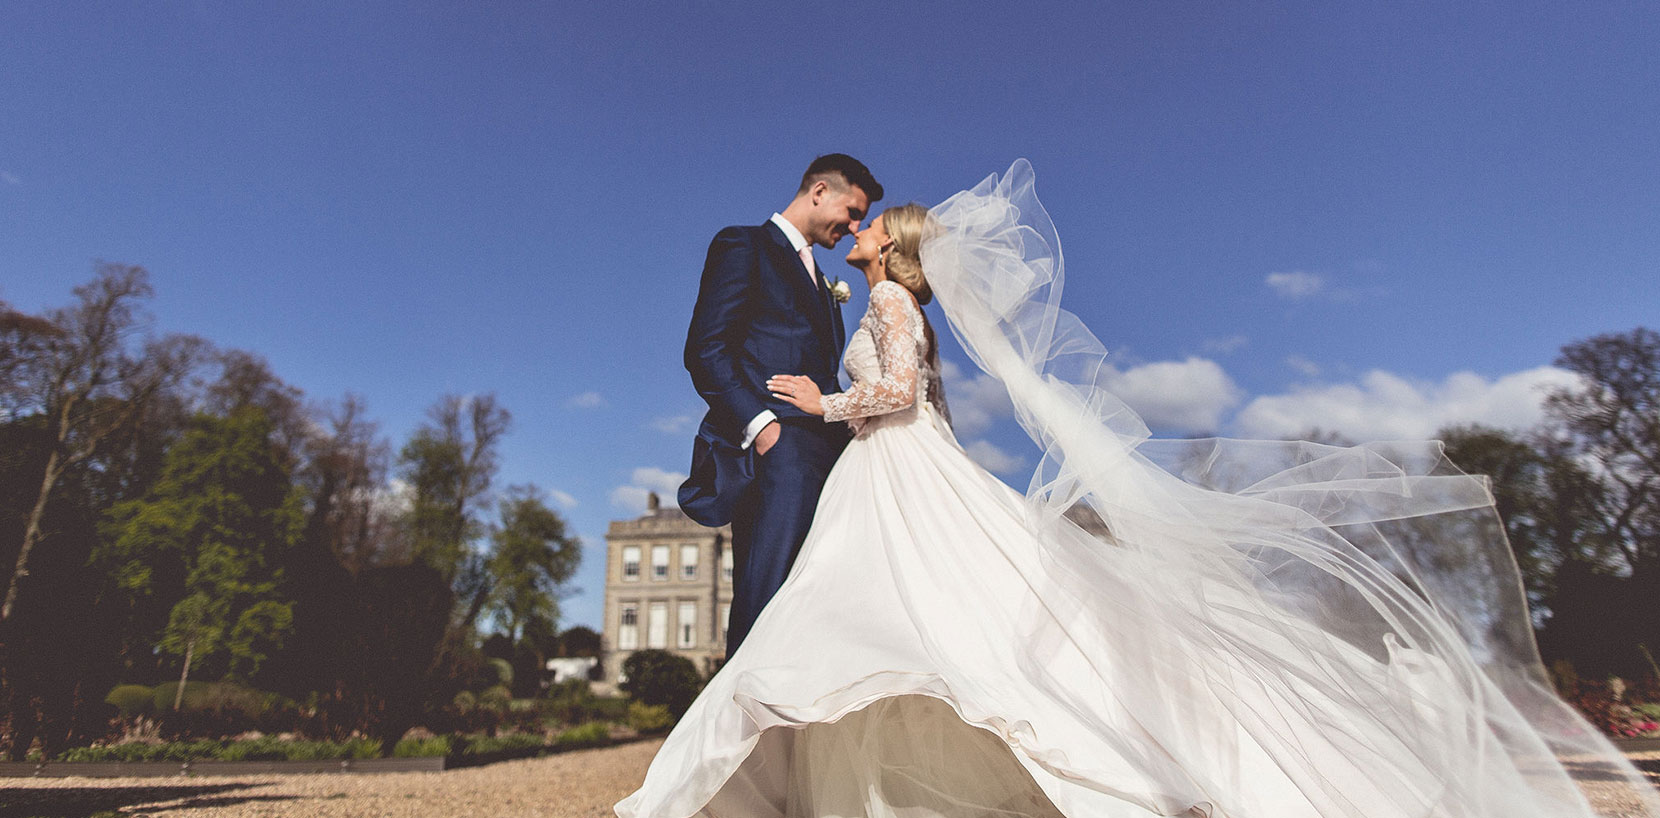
[0, 756, 447, 777]
[0, 728, 653, 778]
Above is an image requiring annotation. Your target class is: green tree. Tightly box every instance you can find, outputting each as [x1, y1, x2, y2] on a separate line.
[99, 406, 303, 700]
[398, 394, 510, 629]
[1441, 425, 1558, 607]
[487, 486, 581, 643]
[558, 626, 602, 658]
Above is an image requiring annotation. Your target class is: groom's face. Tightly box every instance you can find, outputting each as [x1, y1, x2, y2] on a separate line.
[808, 181, 871, 249]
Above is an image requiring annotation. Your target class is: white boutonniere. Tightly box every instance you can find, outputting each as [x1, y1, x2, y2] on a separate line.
[829, 277, 852, 304]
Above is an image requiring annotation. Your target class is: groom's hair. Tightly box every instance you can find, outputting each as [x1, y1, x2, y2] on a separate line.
[797, 154, 884, 202]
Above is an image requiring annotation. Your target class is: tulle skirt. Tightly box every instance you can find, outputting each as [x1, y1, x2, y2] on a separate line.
[615, 401, 1648, 817]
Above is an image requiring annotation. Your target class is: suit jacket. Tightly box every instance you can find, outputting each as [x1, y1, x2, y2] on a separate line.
[678, 221, 847, 525]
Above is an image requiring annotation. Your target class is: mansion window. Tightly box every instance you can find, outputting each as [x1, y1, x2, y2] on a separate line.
[721, 546, 734, 583]
[647, 601, 669, 649]
[619, 603, 639, 650]
[651, 545, 670, 581]
[678, 601, 697, 648]
[680, 543, 699, 581]
[622, 546, 641, 581]
[720, 603, 730, 645]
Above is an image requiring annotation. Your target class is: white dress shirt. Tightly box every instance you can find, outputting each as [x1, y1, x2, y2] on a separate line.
[742, 214, 818, 449]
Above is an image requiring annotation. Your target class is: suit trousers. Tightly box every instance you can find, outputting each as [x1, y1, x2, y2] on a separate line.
[726, 418, 846, 659]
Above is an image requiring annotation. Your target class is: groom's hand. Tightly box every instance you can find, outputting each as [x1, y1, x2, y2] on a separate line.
[755, 421, 781, 456]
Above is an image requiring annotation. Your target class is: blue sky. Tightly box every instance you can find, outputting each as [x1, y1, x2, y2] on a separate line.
[3, 3, 1656, 630]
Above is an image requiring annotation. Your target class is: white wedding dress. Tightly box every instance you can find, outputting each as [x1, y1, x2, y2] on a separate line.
[615, 163, 1658, 818]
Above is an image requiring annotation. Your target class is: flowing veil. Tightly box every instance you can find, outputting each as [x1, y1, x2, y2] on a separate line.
[919, 160, 1658, 817]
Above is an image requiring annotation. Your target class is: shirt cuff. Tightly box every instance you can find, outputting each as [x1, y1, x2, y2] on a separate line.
[741, 410, 778, 449]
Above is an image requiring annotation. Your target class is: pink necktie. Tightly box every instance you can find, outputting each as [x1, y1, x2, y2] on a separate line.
[798, 246, 818, 286]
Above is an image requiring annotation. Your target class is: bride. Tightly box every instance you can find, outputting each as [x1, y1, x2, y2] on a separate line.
[614, 162, 1658, 817]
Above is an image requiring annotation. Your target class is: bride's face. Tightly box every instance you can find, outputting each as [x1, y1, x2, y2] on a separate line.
[845, 214, 889, 277]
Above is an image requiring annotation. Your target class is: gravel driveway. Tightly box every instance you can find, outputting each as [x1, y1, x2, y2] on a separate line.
[0, 738, 663, 818]
[2, 743, 1655, 818]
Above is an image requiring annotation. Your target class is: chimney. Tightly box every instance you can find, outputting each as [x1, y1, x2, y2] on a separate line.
[646, 491, 660, 513]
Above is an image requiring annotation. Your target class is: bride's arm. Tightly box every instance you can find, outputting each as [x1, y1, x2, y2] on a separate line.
[819, 283, 921, 422]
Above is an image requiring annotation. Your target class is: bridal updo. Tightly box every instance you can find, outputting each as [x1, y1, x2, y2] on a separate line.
[880, 203, 934, 306]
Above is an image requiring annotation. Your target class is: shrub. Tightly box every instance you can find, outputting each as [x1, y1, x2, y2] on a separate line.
[393, 735, 453, 758]
[627, 702, 673, 734]
[105, 685, 154, 719]
[487, 657, 514, 689]
[152, 681, 213, 713]
[479, 684, 513, 714]
[56, 736, 385, 763]
[591, 695, 631, 721]
[59, 743, 157, 763]
[555, 721, 610, 749]
[452, 690, 478, 714]
[143, 681, 300, 738]
[620, 650, 703, 717]
[217, 736, 285, 761]
[543, 679, 607, 725]
[462, 732, 544, 756]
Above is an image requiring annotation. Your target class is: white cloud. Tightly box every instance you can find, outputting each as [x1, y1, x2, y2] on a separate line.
[963, 439, 1027, 474]
[1202, 334, 1249, 354]
[943, 356, 1240, 437]
[1265, 271, 1325, 299]
[0, 170, 18, 186]
[939, 359, 1014, 437]
[547, 489, 578, 509]
[1103, 357, 1242, 434]
[1234, 365, 1581, 441]
[1284, 355, 1322, 378]
[649, 414, 696, 434]
[609, 466, 688, 513]
[609, 486, 652, 512]
[567, 391, 606, 409]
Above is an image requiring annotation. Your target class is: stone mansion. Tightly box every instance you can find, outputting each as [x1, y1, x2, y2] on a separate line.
[601, 492, 733, 685]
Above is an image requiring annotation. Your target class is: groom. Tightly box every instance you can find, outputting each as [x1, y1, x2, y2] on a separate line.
[679, 154, 883, 659]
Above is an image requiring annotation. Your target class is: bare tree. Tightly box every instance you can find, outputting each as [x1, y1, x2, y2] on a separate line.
[1, 264, 204, 622]
[1545, 327, 1660, 579]
[306, 394, 394, 573]
[398, 393, 511, 628]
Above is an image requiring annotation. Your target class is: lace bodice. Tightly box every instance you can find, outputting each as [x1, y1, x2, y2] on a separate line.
[822, 281, 950, 428]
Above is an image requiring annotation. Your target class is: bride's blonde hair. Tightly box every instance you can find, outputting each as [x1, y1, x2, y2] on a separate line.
[880, 203, 935, 306]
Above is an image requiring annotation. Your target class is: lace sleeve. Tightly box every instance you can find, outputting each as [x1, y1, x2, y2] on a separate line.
[822, 282, 922, 423]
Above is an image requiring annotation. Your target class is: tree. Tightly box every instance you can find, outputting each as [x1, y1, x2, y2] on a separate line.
[302, 395, 393, 574]
[2, 264, 203, 622]
[558, 626, 602, 658]
[486, 486, 581, 643]
[1514, 327, 1660, 677]
[1544, 327, 1660, 580]
[98, 407, 302, 696]
[1441, 425, 1559, 607]
[266, 394, 388, 701]
[398, 393, 510, 630]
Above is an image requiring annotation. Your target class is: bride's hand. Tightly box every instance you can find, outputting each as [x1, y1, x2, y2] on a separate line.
[767, 374, 824, 416]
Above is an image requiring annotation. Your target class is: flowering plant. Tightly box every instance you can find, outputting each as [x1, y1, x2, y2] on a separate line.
[829, 277, 852, 304]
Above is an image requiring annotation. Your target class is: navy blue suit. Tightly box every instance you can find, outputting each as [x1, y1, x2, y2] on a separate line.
[678, 220, 848, 659]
